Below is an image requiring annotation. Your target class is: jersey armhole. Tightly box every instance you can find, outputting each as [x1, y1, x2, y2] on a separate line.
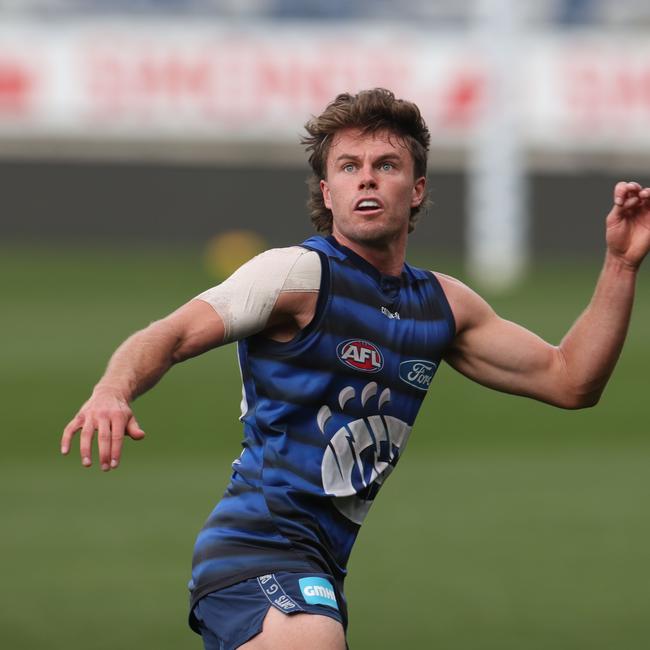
[427, 270, 457, 340]
[297, 248, 330, 339]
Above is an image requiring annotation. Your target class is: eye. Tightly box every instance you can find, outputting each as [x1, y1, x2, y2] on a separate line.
[380, 161, 395, 171]
[343, 163, 356, 173]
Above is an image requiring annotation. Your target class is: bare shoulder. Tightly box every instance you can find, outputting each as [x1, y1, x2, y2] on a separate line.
[432, 271, 466, 292]
[431, 271, 495, 334]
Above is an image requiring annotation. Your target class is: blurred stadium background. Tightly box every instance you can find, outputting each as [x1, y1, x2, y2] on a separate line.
[1, 1, 649, 649]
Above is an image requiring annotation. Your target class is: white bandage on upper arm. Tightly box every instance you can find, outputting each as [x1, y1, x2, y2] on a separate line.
[195, 246, 321, 343]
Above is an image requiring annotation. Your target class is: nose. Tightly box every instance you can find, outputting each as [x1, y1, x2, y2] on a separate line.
[358, 164, 378, 190]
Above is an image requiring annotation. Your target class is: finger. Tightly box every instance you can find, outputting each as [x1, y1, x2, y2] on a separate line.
[126, 416, 146, 441]
[623, 195, 641, 210]
[614, 181, 629, 206]
[110, 413, 127, 469]
[626, 181, 642, 191]
[97, 417, 112, 472]
[61, 414, 83, 455]
[79, 417, 96, 467]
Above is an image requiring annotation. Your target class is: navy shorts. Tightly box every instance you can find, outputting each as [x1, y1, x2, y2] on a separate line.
[191, 572, 345, 650]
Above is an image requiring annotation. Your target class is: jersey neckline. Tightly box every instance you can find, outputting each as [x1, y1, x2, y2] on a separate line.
[321, 235, 413, 293]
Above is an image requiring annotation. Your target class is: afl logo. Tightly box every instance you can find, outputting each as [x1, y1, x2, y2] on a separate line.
[337, 339, 384, 373]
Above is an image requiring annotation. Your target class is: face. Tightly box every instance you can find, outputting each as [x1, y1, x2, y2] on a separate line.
[320, 128, 426, 250]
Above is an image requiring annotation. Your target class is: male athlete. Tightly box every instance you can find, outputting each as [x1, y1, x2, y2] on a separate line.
[61, 89, 650, 650]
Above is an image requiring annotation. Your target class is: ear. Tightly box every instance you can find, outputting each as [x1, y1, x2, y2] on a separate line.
[411, 176, 426, 208]
[320, 179, 332, 210]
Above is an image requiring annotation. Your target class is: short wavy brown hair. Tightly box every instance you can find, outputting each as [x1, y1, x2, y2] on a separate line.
[301, 88, 430, 235]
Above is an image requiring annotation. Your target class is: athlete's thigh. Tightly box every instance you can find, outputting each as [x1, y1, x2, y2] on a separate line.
[240, 606, 346, 650]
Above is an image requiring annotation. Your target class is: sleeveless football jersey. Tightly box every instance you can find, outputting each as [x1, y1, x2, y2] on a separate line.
[189, 235, 456, 627]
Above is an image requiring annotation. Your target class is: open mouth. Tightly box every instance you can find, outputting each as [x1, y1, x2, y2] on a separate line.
[354, 198, 383, 213]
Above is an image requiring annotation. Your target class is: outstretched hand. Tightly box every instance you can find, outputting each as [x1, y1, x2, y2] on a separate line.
[606, 181, 650, 270]
[60, 388, 146, 471]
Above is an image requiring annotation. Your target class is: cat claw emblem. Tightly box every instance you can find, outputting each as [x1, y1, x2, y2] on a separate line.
[316, 382, 411, 524]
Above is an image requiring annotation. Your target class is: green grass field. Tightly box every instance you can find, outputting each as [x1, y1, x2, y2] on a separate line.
[2, 244, 649, 649]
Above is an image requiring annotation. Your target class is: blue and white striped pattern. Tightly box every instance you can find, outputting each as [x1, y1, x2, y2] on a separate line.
[189, 236, 455, 626]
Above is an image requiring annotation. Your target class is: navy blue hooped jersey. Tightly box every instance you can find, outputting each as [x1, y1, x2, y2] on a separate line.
[189, 236, 456, 625]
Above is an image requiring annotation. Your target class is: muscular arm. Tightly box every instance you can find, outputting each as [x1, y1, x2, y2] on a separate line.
[61, 248, 320, 471]
[60, 300, 227, 470]
[100, 301, 228, 399]
[440, 181, 650, 409]
[440, 257, 635, 408]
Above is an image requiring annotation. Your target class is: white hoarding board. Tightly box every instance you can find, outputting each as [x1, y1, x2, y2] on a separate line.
[1, 22, 649, 153]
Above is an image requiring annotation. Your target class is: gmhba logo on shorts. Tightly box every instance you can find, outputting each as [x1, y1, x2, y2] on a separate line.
[399, 359, 437, 391]
[337, 339, 383, 373]
[299, 577, 339, 610]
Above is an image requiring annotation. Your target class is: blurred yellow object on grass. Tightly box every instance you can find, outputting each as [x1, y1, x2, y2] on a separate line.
[204, 230, 268, 280]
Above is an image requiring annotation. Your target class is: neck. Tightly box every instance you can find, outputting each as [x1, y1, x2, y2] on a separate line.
[331, 231, 407, 277]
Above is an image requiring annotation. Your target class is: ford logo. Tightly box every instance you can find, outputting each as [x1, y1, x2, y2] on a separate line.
[399, 359, 437, 391]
